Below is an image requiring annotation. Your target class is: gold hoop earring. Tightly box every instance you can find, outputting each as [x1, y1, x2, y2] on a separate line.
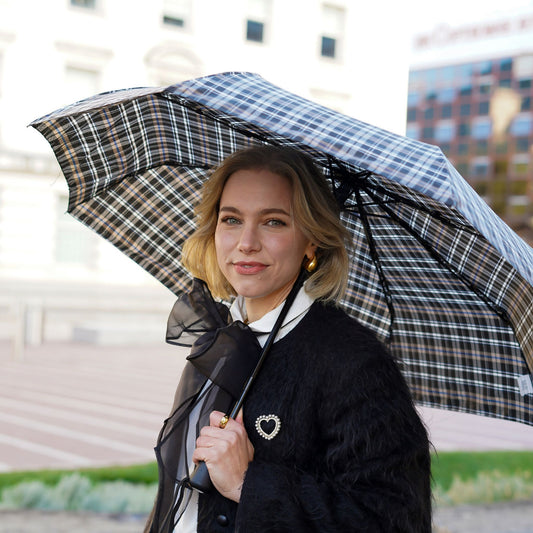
[304, 255, 318, 273]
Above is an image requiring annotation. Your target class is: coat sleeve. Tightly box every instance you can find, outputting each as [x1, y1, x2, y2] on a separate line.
[235, 332, 432, 533]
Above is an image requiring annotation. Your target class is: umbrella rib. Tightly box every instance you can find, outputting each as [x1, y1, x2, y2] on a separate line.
[354, 187, 396, 343]
[165, 94, 277, 147]
[370, 180, 477, 233]
[361, 185, 515, 329]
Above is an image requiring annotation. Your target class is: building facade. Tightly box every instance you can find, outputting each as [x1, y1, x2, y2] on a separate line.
[407, 9, 533, 236]
[0, 0, 412, 344]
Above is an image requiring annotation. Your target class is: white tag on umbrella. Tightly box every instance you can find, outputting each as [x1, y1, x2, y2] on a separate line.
[517, 374, 533, 396]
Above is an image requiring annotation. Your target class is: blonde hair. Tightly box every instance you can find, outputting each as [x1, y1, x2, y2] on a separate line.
[181, 146, 349, 302]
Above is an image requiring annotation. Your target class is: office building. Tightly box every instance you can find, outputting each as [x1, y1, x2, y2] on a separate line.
[407, 9, 533, 234]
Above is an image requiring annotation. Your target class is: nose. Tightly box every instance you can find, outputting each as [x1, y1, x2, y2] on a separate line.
[238, 223, 261, 253]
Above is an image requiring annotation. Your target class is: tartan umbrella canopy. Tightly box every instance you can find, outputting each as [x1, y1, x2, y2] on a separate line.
[32, 72, 533, 426]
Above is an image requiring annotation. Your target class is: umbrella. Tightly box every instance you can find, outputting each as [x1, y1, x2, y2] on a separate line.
[31, 71, 533, 427]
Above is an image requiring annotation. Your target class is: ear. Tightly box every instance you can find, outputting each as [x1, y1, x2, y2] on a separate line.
[305, 242, 318, 259]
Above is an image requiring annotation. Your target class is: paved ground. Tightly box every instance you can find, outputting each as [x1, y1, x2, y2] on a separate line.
[0, 341, 181, 472]
[1, 340, 533, 532]
[1, 502, 533, 532]
[1, 340, 532, 473]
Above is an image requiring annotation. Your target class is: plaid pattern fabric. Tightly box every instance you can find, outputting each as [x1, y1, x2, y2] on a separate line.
[32, 73, 533, 426]
[172, 73, 533, 286]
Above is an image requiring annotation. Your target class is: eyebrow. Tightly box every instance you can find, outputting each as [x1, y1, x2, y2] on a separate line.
[219, 206, 291, 217]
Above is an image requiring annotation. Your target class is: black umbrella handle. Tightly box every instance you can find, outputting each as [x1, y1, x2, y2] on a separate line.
[187, 461, 212, 493]
[188, 400, 241, 492]
[188, 269, 307, 494]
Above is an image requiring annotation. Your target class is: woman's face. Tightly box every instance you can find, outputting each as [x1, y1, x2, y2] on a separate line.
[215, 168, 315, 322]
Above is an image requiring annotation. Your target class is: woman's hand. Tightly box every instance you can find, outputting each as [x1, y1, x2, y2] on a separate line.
[192, 410, 254, 502]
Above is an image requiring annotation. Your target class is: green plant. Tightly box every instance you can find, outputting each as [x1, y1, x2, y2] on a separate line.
[431, 451, 533, 492]
[434, 470, 533, 506]
[0, 473, 157, 513]
[0, 462, 158, 493]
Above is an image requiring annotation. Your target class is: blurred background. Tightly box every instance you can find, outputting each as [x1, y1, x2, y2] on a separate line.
[1, 2, 533, 529]
[1, 0, 533, 351]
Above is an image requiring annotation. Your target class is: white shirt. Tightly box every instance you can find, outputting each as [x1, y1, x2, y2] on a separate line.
[176, 285, 315, 532]
[229, 284, 315, 348]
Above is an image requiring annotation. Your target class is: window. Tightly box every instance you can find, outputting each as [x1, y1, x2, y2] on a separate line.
[407, 92, 419, 107]
[460, 104, 471, 116]
[424, 107, 434, 120]
[245, 0, 271, 44]
[55, 194, 98, 267]
[163, 15, 185, 27]
[422, 126, 434, 140]
[457, 63, 473, 80]
[495, 141, 508, 154]
[440, 65, 455, 83]
[321, 36, 336, 58]
[64, 66, 100, 101]
[246, 20, 264, 42]
[516, 137, 530, 152]
[470, 159, 490, 177]
[70, 0, 96, 7]
[509, 114, 533, 136]
[511, 179, 528, 193]
[521, 96, 531, 111]
[478, 101, 490, 115]
[514, 54, 533, 78]
[472, 118, 492, 139]
[435, 122, 455, 143]
[163, 0, 192, 29]
[407, 108, 417, 122]
[437, 87, 455, 103]
[319, 5, 345, 60]
[477, 60, 492, 75]
[441, 104, 452, 119]
[512, 158, 529, 176]
[457, 143, 469, 155]
[458, 122, 470, 137]
[475, 140, 489, 155]
[406, 125, 419, 140]
[423, 68, 438, 88]
[500, 58, 513, 72]
[508, 175, 529, 217]
[55, 41, 111, 101]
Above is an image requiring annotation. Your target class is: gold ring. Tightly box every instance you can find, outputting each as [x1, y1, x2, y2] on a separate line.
[219, 415, 229, 429]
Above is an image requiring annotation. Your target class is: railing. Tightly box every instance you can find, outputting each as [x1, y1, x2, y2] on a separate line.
[0, 285, 176, 359]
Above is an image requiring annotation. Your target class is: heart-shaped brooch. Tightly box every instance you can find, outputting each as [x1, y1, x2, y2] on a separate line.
[255, 414, 281, 440]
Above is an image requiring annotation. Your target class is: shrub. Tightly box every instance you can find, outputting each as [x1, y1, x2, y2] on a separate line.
[434, 470, 533, 506]
[0, 473, 157, 514]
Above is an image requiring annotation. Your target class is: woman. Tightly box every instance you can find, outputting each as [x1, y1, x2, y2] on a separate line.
[147, 146, 432, 532]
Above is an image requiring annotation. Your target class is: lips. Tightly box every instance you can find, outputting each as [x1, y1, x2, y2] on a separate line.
[233, 261, 267, 275]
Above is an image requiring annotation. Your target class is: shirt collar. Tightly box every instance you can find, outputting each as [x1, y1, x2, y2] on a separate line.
[230, 284, 315, 346]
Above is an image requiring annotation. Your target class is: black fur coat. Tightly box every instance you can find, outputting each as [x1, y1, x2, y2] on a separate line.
[195, 302, 432, 532]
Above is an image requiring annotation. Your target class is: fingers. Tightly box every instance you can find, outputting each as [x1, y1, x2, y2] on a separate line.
[209, 410, 228, 428]
[193, 410, 254, 503]
[209, 410, 245, 430]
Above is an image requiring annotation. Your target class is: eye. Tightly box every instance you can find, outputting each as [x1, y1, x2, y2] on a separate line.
[265, 218, 287, 227]
[219, 216, 241, 225]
